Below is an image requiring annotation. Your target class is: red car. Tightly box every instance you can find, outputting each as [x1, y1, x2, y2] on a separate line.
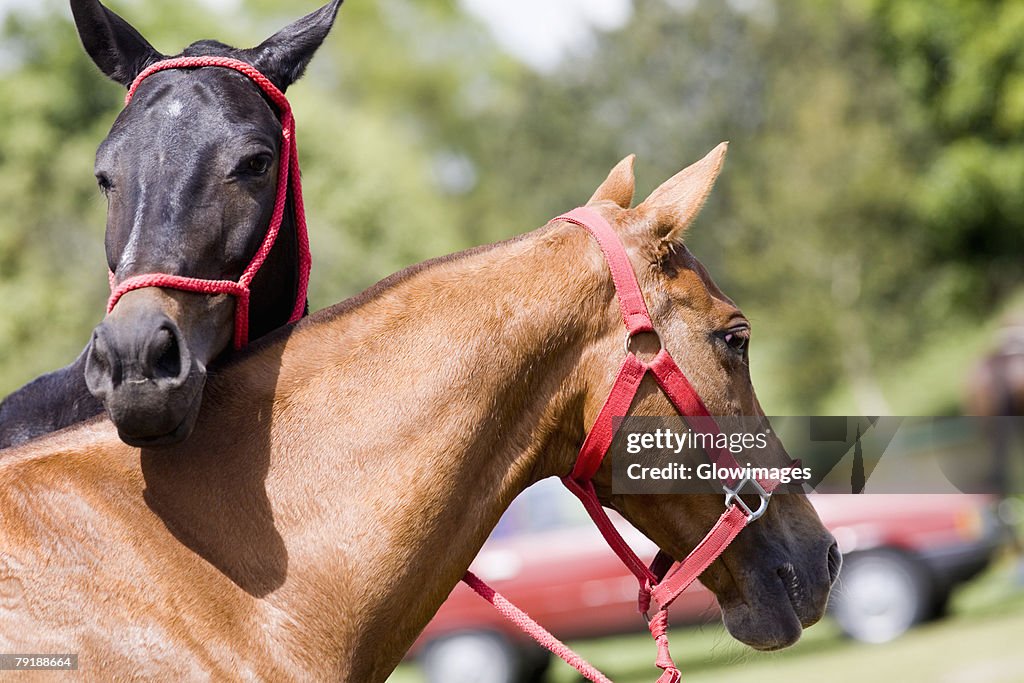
[409, 480, 1004, 683]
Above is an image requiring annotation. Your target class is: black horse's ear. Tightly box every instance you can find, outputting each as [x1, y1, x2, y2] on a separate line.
[244, 0, 343, 92]
[70, 0, 163, 87]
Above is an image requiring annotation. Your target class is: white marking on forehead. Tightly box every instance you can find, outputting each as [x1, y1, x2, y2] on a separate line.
[166, 99, 184, 118]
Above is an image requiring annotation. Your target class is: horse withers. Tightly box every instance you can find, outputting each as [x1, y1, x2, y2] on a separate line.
[0, 0, 343, 449]
[0, 147, 839, 680]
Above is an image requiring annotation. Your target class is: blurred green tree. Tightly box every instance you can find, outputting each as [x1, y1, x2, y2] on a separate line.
[864, 0, 1024, 302]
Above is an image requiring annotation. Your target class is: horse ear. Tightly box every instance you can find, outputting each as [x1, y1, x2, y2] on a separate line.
[70, 0, 163, 87]
[639, 142, 728, 245]
[245, 0, 343, 92]
[587, 155, 636, 209]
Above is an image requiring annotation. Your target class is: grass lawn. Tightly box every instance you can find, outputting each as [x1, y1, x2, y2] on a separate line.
[389, 558, 1024, 683]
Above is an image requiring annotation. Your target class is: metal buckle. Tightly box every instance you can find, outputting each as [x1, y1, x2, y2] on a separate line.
[723, 477, 771, 522]
[624, 329, 664, 355]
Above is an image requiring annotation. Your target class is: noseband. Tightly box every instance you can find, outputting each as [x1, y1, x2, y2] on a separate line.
[464, 207, 795, 683]
[105, 56, 311, 349]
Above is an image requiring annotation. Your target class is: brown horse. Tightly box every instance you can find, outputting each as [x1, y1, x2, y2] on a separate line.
[965, 317, 1024, 496]
[966, 318, 1024, 417]
[0, 146, 837, 680]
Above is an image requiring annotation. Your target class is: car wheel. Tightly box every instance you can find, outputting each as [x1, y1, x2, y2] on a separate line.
[831, 550, 932, 643]
[421, 632, 521, 683]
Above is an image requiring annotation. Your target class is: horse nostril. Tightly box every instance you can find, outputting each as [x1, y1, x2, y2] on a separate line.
[85, 326, 121, 393]
[148, 325, 183, 382]
[827, 541, 843, 585]
[89, 331, 110, 374]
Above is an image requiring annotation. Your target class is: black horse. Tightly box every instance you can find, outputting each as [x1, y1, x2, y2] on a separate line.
[0, 0, 342, 449]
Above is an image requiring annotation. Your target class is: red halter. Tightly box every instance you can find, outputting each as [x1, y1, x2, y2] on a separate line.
[106, 56, 311, 349]
[463, 207, 792, 683]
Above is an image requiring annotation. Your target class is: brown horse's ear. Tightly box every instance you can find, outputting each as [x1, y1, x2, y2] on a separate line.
[587, 155, 636, 209]
[639, 142, 727, 244]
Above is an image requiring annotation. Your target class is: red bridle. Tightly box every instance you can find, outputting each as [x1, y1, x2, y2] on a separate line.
[106, 56, 311, 349]
[463, 207, 791, 683]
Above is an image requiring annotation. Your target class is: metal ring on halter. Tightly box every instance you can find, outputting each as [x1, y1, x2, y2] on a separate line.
[723, 477, 772, 522]
[624, 329, 664, 355]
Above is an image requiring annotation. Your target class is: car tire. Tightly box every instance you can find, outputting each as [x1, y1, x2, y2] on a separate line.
[831, 550, 932, 643]
[421, 632, 523, 683]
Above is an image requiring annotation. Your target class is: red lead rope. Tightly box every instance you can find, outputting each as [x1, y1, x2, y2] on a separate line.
[106, 57, 311, 349]
[462, 206, 792, 683]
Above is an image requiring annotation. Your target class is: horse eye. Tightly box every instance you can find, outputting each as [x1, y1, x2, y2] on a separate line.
[722, 328, 750, 354]
[239, 154, 272, 177]
[95, 172, 113, 194]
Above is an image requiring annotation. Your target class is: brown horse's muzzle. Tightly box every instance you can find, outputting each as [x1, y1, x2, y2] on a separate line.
[703, 496, 842, 650]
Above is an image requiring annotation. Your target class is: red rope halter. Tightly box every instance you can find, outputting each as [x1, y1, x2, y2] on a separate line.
[463, 207, 797, 683]
[106, 56, 311, 349]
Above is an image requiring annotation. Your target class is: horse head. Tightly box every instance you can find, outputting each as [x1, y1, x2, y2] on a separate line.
[72, 0, 342, 446]
[569, 146, 841, 650]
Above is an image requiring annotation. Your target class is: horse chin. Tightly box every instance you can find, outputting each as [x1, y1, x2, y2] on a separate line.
[109, 374, 206, 448]
[712, 558, 831, 651]
[117, 400, 201, 447]
[718, 588, 805, 651]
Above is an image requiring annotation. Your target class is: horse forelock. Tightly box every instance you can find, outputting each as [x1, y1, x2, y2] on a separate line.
[182, 40, 243, 59]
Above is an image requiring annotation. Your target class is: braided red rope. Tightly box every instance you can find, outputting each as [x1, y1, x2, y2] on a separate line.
[462, 571, 613, 683]
[106, 56, 311, 348]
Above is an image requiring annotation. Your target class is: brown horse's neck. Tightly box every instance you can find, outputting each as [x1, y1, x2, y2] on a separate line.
[139, 220, 615, 679]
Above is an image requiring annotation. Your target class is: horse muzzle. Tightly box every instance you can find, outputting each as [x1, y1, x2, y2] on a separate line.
[84, 294, 209, 447]
[710, 517, 841, 651]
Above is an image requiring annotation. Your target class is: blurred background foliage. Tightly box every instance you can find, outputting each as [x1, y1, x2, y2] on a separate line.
[0, 0, 1021, 416]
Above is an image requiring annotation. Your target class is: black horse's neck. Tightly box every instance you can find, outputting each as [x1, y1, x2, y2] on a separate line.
[246, 193, 306, 342]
